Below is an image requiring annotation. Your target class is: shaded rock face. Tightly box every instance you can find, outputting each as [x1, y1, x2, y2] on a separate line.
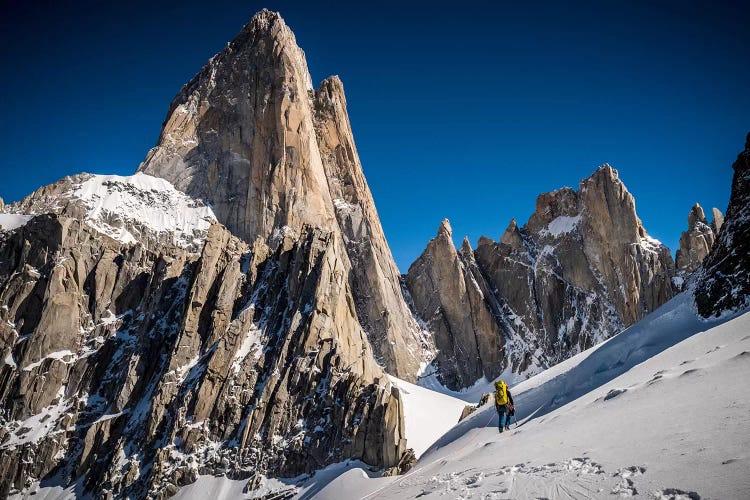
[695, 133, 750, 317]
[0, 214, 405, 497]
[405, 220, 504, 390]
[675, 203, 722, 275]
[138, 10, 424, 379]
[312, 76, 428, 378]
[406, 166, 676, 390]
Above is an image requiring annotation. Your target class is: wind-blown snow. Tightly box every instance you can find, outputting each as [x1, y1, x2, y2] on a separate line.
[388, 376, 467, 458]
[0, 213, 33, 231]
[544, 215, 582, 236]
[316, 291, 750, 499]
[71, 173, 216, 248]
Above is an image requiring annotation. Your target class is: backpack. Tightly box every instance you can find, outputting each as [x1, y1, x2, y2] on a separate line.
[494, 380, 508, 406]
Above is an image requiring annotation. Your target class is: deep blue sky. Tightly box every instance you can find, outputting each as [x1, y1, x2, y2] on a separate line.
[2, 0, 747, 270]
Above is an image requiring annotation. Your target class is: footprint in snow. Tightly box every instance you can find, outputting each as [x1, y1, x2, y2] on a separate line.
[611, 477, 638, 497]
[648, 374, 664, 385]
[604, 388, 627, 401]
[679, 368, 702, 377]
[651, 488, 702, 500]
[613, 465, 647, 478]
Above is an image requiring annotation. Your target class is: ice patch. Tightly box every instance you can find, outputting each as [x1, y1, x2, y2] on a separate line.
[232, 323, 263, 374]
[543, 215, 582, 236]
[2, 395, 72, 448]
[22, 350, 76, 371]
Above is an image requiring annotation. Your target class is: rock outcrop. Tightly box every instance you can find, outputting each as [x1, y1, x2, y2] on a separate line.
[0, 209, 406, 497]
[382, 447, 416, 477]
[138, 9, 425, 380]
[458, 393, 491, 422]
[406, 166, 676, 390]
[405, 220, 504, 389]
[695, 133, 750, 317]
[675, 203, 722, 275]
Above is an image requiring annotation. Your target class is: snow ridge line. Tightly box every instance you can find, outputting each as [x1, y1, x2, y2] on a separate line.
[359, 408, 497, 500]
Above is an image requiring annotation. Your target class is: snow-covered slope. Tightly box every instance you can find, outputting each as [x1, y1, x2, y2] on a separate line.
[69, 173, 216, 248]
[2, 172, 216, 251]
[0, 214, 33, 231]
[315, 292, 750, 499]
[388, 376, 468, 458]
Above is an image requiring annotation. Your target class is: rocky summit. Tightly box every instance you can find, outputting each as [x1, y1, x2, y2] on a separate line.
[0, 10, 416, 498]
[138, 9, 426, 381]
[406, 165, 677, 390]
[675, 203, 723, 277]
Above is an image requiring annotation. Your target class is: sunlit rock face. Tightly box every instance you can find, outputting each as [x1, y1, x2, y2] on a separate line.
[138, 9, 426, 381]
[406, 166, 676, 391]
[675, 203, 722, 276]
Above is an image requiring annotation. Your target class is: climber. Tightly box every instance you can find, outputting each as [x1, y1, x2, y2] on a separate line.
[494, 380, 514, 433]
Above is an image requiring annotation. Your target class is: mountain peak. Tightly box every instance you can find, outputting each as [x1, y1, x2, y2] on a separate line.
[585, 163, 621, 187]
[460, 236, 473, 254]
[688, 203, 707, 228]
[500, 218, 524, 250]
[438, 218, 453, 238]
[251, 8, 284, 26]
[711, 207, 724, 234]
[233, 9, 291, 46]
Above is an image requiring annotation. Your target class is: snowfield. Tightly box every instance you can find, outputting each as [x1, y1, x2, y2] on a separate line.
[388, 376, 468, 458]
[313, 292, 750, 499]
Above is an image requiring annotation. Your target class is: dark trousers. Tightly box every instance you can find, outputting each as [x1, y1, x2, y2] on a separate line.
[496, 404, 512, 429]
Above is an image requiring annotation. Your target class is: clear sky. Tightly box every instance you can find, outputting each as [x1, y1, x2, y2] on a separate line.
[2, 0, 748, 270]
